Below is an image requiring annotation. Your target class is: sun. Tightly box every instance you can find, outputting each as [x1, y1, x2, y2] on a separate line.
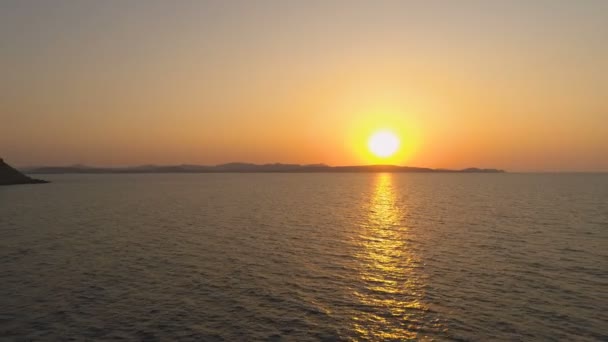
[368, 130, 400, 158]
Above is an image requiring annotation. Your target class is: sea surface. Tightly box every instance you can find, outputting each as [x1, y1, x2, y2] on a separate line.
[1, 173, 606, 341]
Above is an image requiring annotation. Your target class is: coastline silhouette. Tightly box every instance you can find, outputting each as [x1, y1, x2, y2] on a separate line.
[0, 158, 48, 185]
[22, 162, 505, 174]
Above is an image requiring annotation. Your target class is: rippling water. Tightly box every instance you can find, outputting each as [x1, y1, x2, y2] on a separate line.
[1, 173, 607, 341]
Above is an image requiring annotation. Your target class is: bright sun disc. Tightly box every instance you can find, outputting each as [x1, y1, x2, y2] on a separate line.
[368, 131, 400, 158]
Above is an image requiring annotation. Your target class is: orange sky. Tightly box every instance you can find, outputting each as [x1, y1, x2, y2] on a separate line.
[1, 1, 607, 171]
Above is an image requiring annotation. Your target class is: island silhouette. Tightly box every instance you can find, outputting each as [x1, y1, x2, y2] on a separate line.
[0, 158, 48, 185]
[22, 162, 504, 174]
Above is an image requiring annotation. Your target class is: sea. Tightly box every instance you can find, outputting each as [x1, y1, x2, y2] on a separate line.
[1, 173, 606, 341]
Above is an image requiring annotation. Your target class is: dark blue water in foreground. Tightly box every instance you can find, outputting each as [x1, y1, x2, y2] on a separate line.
[1, 173, 607, 341]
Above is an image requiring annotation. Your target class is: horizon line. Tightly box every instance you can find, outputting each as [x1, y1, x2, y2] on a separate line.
[8, 159, 608, 173]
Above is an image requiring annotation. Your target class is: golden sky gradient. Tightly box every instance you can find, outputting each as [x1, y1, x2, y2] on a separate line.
[1, 1, 607, 171]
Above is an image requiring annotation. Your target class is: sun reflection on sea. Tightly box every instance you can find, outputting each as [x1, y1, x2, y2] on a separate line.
[351, 173, 429, 341]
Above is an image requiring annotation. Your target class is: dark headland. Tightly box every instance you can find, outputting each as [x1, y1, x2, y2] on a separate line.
[23, 163, 505, 174]
[0, 158, 48, 185]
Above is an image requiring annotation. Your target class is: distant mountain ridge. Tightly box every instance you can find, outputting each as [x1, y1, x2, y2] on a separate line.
[23, 162, 505, 174]
[0, 158, 48, 185]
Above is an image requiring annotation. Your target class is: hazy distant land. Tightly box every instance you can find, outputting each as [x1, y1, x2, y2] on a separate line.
[23, 163, 505, 174]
